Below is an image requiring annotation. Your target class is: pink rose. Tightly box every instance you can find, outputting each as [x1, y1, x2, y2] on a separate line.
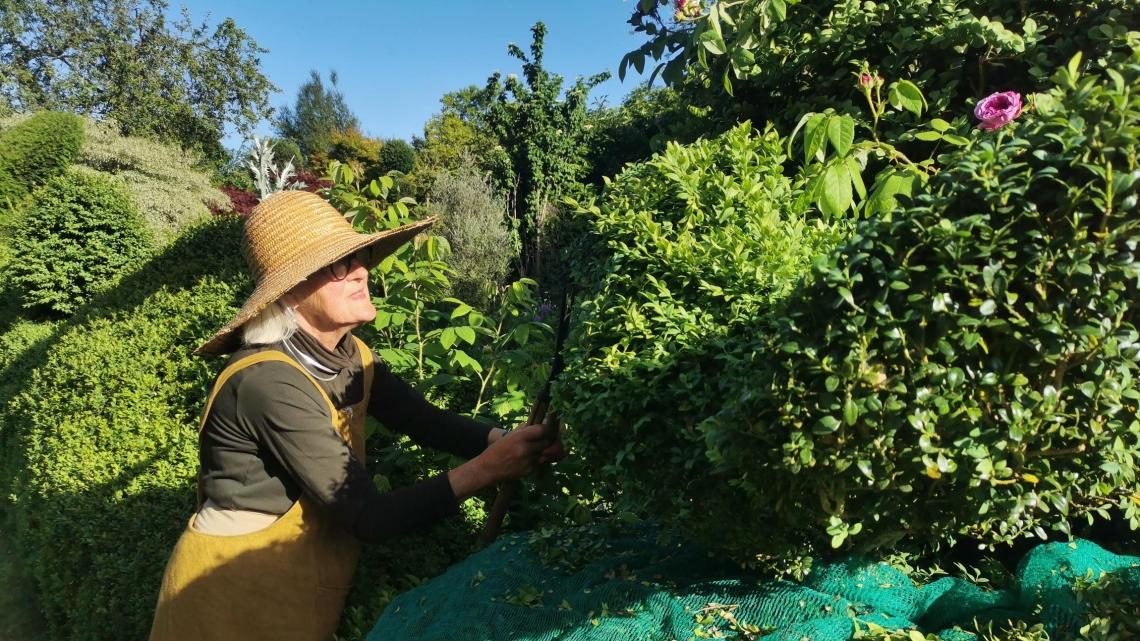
[974, 91, 1022, 130]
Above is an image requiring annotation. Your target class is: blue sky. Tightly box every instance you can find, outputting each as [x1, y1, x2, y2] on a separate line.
[175, 1, 653, 148]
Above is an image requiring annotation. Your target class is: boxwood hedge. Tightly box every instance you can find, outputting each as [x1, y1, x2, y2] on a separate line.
[9, 169, 154, 314]
[555, 123, 850, 551]
[0, 111, 84, 205]
[0, 216, 248, 640]
[559, 56, 1140, 567]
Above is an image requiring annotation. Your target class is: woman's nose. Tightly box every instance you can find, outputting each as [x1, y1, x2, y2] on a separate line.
[348, 259, 369, 281]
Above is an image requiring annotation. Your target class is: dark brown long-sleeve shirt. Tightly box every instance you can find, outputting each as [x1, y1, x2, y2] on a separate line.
[198, 329, 494, 543]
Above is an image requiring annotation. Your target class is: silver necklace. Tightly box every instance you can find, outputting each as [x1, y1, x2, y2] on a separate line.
[282, 337, 340, 382]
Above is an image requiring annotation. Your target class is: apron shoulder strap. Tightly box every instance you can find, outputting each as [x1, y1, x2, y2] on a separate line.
[196, 349, 336, 507]
[353, 335, 374, 392]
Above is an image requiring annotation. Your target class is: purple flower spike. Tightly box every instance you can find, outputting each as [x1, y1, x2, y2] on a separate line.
[974, 91, 1022, 130]
[540, 304, 551, 315]
[533, 315, 542, 323]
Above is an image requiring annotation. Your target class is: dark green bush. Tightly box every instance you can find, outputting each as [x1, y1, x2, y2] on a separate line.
[560, 57, 1140, 567]
[555, 123, 849, 548]
[9, 169, 153, 314]
[379, 138, 417, 175]
[0, 111, 85, 205]
[628, 0, 1139, 147]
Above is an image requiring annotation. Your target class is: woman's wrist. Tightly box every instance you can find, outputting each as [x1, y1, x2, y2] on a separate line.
[487, 427, 508, 447]
[447, 457, 496, 503]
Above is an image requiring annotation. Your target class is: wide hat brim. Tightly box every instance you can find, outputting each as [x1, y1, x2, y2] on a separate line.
[194, 200, 435, 356]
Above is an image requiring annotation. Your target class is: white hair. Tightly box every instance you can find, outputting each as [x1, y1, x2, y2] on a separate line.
[242, 299, 298, 347]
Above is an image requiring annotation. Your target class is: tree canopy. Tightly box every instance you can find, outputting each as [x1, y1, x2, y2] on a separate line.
[275, 69, 359, 163]
[0, 0, 276, 159]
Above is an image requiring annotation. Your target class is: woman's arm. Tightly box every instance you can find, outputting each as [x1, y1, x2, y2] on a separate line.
[237, 363, 463, 543]
[367, 354, 495, 459]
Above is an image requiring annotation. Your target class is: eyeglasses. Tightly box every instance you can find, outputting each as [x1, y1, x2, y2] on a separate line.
[325, 249, 370, 281]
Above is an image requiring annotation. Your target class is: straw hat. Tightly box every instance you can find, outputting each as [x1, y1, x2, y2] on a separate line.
[195, 190, 435, 356]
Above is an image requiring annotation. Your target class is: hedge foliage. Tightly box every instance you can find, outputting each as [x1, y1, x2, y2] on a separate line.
[705, 57, 1140, 558]
[555, 123, 849, 551]
[9, 169, 153, 314]
[74, 117, 231, 242]
[0, 111, 84, 205]
[560, 58, 1140, 566]
[0, 216, 248, 640]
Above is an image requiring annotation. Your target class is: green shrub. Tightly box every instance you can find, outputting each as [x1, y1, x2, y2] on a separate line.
[378, 138, 416, 175]
[0, 216, 248, 640]
[709, 60, 1140, 564]
[558, 58, 1140, 568]
[0, 111, 84, 206]
[627, 0, 1140, 147]
[75, 117, 231, 242]
[554, 123, 850, 549]
[426, 167, 514, 309]
[9, 169, 153, 314]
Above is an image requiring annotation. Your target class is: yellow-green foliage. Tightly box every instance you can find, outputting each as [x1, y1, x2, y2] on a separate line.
[0, 115, 232, 244]
[74, 117, 230, 242]
[0, 216, 248, 640]
[0, 111, 84, 205]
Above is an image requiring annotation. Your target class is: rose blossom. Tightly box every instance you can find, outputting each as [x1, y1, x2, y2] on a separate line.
[974, 91, 1022, 130]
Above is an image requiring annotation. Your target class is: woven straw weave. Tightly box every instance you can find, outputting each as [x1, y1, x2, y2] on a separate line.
[195, 190, 435, 356]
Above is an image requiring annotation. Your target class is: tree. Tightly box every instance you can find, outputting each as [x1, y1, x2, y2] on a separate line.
[483, 22, 609, 282]
[414, 84, 502, 174]
[275, 69, 358, 164]
[378, 138, 415, 175]
[0, 0, 276, 160]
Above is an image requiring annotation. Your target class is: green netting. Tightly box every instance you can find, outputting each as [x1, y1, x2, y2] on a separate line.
[366, 523, 1139, 641]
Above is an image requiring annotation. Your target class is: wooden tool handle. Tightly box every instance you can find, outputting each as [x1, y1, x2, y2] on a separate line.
[480, 406, 558, 547]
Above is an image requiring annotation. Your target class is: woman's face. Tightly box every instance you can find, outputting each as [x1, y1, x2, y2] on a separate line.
[286, 257, 376, 335]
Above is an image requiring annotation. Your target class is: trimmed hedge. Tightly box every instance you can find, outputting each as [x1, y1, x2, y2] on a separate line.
[560, 57, 1140, 566]
[75, 117, 231, 242]
[9, 169, 153, 314]
[556, 123, 850, 554]
[0, 216, 248, 640]
[0, 111, 84, 206]
[705, 58, 1140, 558]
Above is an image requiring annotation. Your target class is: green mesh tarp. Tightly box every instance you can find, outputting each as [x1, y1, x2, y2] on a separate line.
[366, 523, 1139, 641]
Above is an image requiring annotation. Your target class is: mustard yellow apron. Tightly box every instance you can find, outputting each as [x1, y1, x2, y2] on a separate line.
[149, 337, 374, 641]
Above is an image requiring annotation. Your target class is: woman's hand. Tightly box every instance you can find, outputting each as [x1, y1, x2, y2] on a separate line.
[538, 419, 567, 465]
[448, 424, 548, 502]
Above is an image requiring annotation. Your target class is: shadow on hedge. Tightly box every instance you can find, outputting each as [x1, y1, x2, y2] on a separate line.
[0, 215, 249, 639]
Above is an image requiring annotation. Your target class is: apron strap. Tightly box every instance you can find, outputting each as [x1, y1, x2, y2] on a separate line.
[195, 349, 336, 509]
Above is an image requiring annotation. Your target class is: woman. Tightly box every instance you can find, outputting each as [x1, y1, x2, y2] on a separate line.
[149, 191, 563, 641]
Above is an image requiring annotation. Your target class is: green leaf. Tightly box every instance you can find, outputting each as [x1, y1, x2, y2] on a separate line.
[768, 0, 787, 22]
[698, 29, 727, 56]
[804, 113, 829, 164]
[827, 115, 855, 157]
[455, 326, 476, 345]
[844, 157, 866, 200]
[451, 303, 473, 319]
[440, 327, 456, 350]
[915, 131, 943, 141]
[816, 416, 841, 433]
[514, 323, 531, 345]
[820, 163, 853, 216]
[843, 397, 859, 426]
[893, 80, 927, 117]
[930, 118, 951, 133]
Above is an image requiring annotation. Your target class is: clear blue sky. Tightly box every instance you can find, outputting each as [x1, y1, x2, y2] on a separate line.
[175, 1, 652, 148]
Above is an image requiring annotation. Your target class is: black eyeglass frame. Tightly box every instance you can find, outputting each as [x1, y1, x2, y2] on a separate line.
[323, 248, 373, 281]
